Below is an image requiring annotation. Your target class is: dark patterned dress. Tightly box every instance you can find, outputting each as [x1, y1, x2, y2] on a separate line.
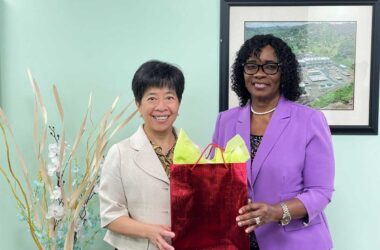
[250, 134, 263, 250]
[150, 139, 176, 179]
[149, 128, 177, 179]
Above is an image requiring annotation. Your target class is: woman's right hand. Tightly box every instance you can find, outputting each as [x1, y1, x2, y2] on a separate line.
[146, 224, 175, 250]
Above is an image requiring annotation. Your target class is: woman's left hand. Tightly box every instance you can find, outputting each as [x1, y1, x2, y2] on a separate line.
[236, 199, 282, 233]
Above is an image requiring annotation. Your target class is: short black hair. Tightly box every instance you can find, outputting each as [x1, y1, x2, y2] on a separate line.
[231, 34, 301, 106]
[132, 60, 185, 104]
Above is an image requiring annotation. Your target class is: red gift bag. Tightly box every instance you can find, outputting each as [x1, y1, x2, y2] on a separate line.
[170, 143, 249, 250]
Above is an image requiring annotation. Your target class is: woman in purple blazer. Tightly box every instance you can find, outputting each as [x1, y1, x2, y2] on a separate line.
[212, 35, 335, 250]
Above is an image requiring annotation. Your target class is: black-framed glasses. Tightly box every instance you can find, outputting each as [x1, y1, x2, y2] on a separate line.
[242, 62, 281, 75]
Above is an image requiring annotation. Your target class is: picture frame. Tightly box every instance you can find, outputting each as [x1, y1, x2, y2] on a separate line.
[220, 0, 380, 135]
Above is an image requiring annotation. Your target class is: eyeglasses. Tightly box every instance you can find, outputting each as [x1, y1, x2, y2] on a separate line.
[242, 62, 281, 75]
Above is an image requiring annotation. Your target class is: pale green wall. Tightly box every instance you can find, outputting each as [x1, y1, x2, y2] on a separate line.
[0, 1, 379, 249]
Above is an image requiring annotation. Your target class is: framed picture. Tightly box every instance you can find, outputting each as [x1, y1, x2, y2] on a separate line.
[220, 0, 380, 135]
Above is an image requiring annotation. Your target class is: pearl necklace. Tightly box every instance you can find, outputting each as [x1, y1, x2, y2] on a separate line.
[250, 105, 276, 115]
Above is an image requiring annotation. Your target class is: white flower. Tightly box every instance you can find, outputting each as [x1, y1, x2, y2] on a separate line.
[46, 203, 65, 220]
[48, 142, 66, 165]
[51, 156, 60, 165]
[47, 163, 59, 176]
[48, 143, 60, 158]
[50, 186, 61, 200]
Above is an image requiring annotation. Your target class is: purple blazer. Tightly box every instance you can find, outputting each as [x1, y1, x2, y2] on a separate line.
[212, 96, 335, 250]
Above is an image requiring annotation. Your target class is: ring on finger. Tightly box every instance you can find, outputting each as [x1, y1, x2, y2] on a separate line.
[254, 217, 261, 225]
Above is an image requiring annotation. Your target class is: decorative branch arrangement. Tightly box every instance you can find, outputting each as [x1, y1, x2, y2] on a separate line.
[0, 71, 137, 250]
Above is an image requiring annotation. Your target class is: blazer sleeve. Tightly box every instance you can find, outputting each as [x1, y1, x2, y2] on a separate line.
[296, 111, 335, 223]
[99, 144, 129, 228]
[212, 113, 222, 145]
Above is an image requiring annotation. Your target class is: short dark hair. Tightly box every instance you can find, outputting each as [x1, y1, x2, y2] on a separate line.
[132, 60, 185, 104]
[231, 34, 301, 106]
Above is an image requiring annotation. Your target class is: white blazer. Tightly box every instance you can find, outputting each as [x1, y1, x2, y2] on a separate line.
[99, 125, 171, 250]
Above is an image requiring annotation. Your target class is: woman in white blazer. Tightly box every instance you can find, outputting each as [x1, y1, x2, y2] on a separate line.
[99, 60, 185, 250]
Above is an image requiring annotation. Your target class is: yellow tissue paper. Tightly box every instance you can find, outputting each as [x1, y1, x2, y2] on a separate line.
[173, 129, 250, 164]
[223, 134, 250, 163]
[173, 129, 205, 164]
[210, 147, 224, 163]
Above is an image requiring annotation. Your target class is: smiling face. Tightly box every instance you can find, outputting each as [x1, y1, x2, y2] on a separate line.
[244, 45, 281, 102]
[137, 86, 179, 135]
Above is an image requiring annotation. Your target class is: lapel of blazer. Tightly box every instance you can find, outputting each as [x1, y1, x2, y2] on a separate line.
[252, 96, 291, 185]
[236, 103, 252, 187]
[130, 125, 169, 184]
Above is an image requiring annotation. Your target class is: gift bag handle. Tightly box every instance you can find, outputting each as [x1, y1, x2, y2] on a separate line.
[191, 143, 227, 169]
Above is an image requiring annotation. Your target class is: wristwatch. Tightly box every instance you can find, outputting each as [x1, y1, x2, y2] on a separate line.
[279, 202, 291, 226]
